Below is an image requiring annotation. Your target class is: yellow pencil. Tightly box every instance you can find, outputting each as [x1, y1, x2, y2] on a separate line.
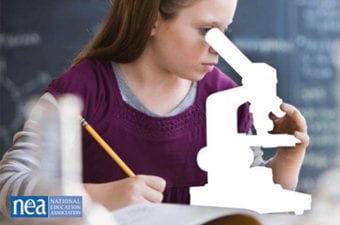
[80, 117, 135, 177]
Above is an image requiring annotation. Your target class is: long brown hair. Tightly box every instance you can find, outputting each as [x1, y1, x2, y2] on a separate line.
[72, 0, 194, 65]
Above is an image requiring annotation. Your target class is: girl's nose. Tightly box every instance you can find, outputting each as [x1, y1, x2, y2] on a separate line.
[209, 46, 218, 55]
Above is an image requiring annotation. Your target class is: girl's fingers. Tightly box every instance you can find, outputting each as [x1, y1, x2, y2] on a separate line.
[269, 112, 278, 121]
[139, 175, 166, 192]
[294, 131, 310, 147]
[281, 103, 307, 133]
[130, 175, 165, 203]
[141, 186, 164, 203]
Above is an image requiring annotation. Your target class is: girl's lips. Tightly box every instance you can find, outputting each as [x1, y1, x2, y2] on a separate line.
[202, 62, 217, 67]
[201, 63, 216, 72]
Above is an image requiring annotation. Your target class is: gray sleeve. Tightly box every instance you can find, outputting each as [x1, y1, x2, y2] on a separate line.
[250, 146, 272, 167]
[250, 146, 266, 167]
[0, 93, 58, 217]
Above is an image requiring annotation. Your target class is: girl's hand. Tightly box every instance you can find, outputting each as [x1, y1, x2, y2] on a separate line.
[269, 103, 309, 162]
[84, 175, 166, 211]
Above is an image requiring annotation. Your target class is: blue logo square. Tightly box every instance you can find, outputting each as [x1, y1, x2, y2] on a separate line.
[10, 196, 48, 218]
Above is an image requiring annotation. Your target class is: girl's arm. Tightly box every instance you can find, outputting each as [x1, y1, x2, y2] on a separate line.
[0, 93, 56, 217]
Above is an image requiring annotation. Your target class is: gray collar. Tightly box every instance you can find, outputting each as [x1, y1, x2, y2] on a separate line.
[112, 62, 197, 118]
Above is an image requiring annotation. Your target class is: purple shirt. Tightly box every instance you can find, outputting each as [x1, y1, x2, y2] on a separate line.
[46, 59, 252, 204]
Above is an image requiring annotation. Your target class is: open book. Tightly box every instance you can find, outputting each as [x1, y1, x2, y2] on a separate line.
[112, 203, 264, 225]
[113, 203, 333, 225]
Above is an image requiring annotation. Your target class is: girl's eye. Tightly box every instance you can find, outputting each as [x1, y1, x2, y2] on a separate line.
[200, 27, 212, 35]
[199, 27, 232, 36]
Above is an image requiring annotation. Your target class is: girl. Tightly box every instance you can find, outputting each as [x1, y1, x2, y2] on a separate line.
[0, 0, 309, 213]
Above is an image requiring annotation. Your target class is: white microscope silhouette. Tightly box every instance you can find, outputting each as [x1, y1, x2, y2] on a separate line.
[190, 28, 312, 215]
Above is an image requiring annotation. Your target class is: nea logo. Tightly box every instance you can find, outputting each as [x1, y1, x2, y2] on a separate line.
[10, 196, 48, 218]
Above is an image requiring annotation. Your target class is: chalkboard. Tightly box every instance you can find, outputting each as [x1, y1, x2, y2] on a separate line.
[1, 0, 339, 193]
[0, 0, 109, 153]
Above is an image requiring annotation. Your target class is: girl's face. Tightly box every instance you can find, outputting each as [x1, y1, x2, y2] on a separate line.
[148, 0, 238, 81]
